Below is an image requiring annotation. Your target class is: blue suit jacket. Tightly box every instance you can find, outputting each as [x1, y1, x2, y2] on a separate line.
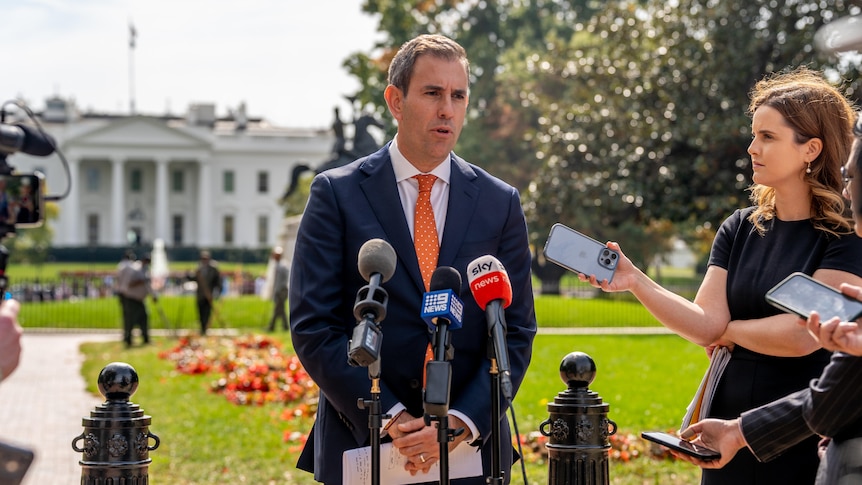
[289, 144, 537, 484]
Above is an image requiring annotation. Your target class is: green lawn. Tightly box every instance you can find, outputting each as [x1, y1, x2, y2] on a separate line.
[45, 260, 705, 482]
[80, 332, 706, 485]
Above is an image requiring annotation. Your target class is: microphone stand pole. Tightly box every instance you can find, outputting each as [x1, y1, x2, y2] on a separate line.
[358, 356, 387, 485]
[349, 275, 390, 485]
[487, 337, 504, 484]
[424, 328, 458, 485]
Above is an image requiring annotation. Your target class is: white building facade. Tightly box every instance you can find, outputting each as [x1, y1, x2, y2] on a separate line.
[6, 99, 333, 250]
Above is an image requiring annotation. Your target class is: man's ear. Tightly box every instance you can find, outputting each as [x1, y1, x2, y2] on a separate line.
[384, 85, 403, 122]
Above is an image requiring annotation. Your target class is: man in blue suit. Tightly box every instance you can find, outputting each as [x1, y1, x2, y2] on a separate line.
[289, 34, 537, 484]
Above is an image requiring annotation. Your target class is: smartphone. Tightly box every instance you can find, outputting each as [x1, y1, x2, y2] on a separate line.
[766, 272, 862, 322]
[0, 172, 44, 228]
[543, 223, 619, 283]
[0, 440, 34, 485]
[641, 431, 720, 460]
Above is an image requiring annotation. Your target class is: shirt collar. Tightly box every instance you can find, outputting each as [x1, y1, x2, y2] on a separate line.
[389, 135, 451, 183]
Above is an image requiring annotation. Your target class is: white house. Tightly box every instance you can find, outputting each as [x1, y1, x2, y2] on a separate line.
[5, 97, 333, 250]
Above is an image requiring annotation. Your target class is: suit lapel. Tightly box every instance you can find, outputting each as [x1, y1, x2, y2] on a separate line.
[439, 155, 479, 268]
[358, 147, 424, 290]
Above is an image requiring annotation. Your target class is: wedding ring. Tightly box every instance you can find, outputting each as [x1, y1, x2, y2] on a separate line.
[419, 453, 426, 463]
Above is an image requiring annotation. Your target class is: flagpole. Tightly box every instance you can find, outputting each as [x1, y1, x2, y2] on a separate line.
[129, 21, 137, 115]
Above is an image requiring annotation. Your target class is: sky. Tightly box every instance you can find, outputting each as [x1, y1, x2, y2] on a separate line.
[0, 0, 383, 129]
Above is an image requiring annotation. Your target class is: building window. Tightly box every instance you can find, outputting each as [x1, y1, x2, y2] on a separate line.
[257, 171, 268, 194]
[85, 168, 100, 192]
[87, 214, 99, 245]
[258, 215, 268, 245]
[127, 227, 142, 246]
[223, 170, 234, 193]
[130, 169, 142, 192]
[171, 170, 184, 193]
[223, 215, 234, 245]
[172, 215, 184, 245]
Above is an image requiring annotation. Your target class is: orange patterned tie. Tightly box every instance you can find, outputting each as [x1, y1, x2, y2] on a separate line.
[414, 174, 439, 389]
[413, 174, 439, 291]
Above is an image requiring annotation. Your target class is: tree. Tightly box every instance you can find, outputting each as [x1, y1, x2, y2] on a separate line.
[515, 0, 861, 290]
[336, 0, 861, 292]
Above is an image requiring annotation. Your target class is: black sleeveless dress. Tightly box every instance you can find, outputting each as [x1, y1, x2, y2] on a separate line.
[703, 208, 862, 485]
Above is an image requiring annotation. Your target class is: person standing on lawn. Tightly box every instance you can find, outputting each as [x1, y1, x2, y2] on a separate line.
[190, 250, 222, 335]
[120, 253, 156, 347]
[676, 112, 862, 484]
[266, 246, 289, 332]
[579, 67, 862, 484]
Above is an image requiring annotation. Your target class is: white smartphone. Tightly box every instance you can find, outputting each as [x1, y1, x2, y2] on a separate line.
[766, 272, 862, 322]
[543, 223, 619, 283]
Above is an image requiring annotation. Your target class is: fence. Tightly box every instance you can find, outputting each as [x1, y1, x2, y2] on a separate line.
[13, 275, 701, 332]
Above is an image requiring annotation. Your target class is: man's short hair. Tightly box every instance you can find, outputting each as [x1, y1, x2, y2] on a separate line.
[387, 34, 469, 94]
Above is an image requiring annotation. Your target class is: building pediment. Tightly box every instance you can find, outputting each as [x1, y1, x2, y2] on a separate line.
[65, 117, 211, 150]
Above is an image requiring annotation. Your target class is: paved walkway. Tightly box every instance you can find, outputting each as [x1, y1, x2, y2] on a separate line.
[0, 332, 115, 484]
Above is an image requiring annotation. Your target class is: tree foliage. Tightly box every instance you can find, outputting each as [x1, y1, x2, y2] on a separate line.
[342, 0, 862, 289]
[512, 0, 861, 276]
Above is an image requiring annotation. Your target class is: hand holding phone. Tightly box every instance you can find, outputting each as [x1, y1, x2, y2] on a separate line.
[766, 272, 862, 322]
[641, 431, 720, 460]
[543, 223, 619, 283]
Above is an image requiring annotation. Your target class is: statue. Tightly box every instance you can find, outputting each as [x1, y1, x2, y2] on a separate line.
[282, 106, 384, 200]
[331, 107, 346, 156]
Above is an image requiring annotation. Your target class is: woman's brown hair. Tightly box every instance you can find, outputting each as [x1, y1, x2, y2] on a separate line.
[747, 67, 857, 236]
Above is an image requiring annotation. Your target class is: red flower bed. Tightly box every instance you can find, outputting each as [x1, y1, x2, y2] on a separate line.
[159, 335, 679, 462]
[158, 334, 318, 418]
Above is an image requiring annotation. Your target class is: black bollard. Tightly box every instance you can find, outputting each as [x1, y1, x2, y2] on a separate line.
[72, 362, 160, 484]
[539, 352, 617, 485]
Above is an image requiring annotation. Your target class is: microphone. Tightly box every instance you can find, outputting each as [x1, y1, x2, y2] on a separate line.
[347, 239, 397, 367]
[0, 123, 56, 157]
[421, 266, 464, 335]
[421, 267, 464, 417]
[467, 255, 514, 400]
[815, 15, 862, 55]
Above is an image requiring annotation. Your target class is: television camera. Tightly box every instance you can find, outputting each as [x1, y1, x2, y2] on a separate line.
[0, 99, 70, 303]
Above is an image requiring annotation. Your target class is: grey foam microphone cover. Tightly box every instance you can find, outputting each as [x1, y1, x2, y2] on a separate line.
[357, 238, 397, 283]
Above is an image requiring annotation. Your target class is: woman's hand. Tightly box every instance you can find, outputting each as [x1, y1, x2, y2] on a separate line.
[576, 242, 640, 292]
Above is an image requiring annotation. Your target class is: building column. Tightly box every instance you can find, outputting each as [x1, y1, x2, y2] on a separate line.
[154, 158, 169, 242]
[111, 158, 125, 245]
[66, 158, 81, 245]
[197, 160, 212, 247]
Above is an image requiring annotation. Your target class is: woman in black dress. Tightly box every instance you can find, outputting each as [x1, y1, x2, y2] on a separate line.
[580, 67, 862, 484]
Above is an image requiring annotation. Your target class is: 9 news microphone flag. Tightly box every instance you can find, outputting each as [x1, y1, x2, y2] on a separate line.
[421, 266, 464, 417]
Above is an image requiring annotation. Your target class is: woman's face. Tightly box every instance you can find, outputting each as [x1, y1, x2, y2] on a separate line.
[748, 105, 818, 190]
[847, 138, 862, 236]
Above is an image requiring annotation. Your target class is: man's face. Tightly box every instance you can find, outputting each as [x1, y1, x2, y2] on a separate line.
[384, 55, 468, 172]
